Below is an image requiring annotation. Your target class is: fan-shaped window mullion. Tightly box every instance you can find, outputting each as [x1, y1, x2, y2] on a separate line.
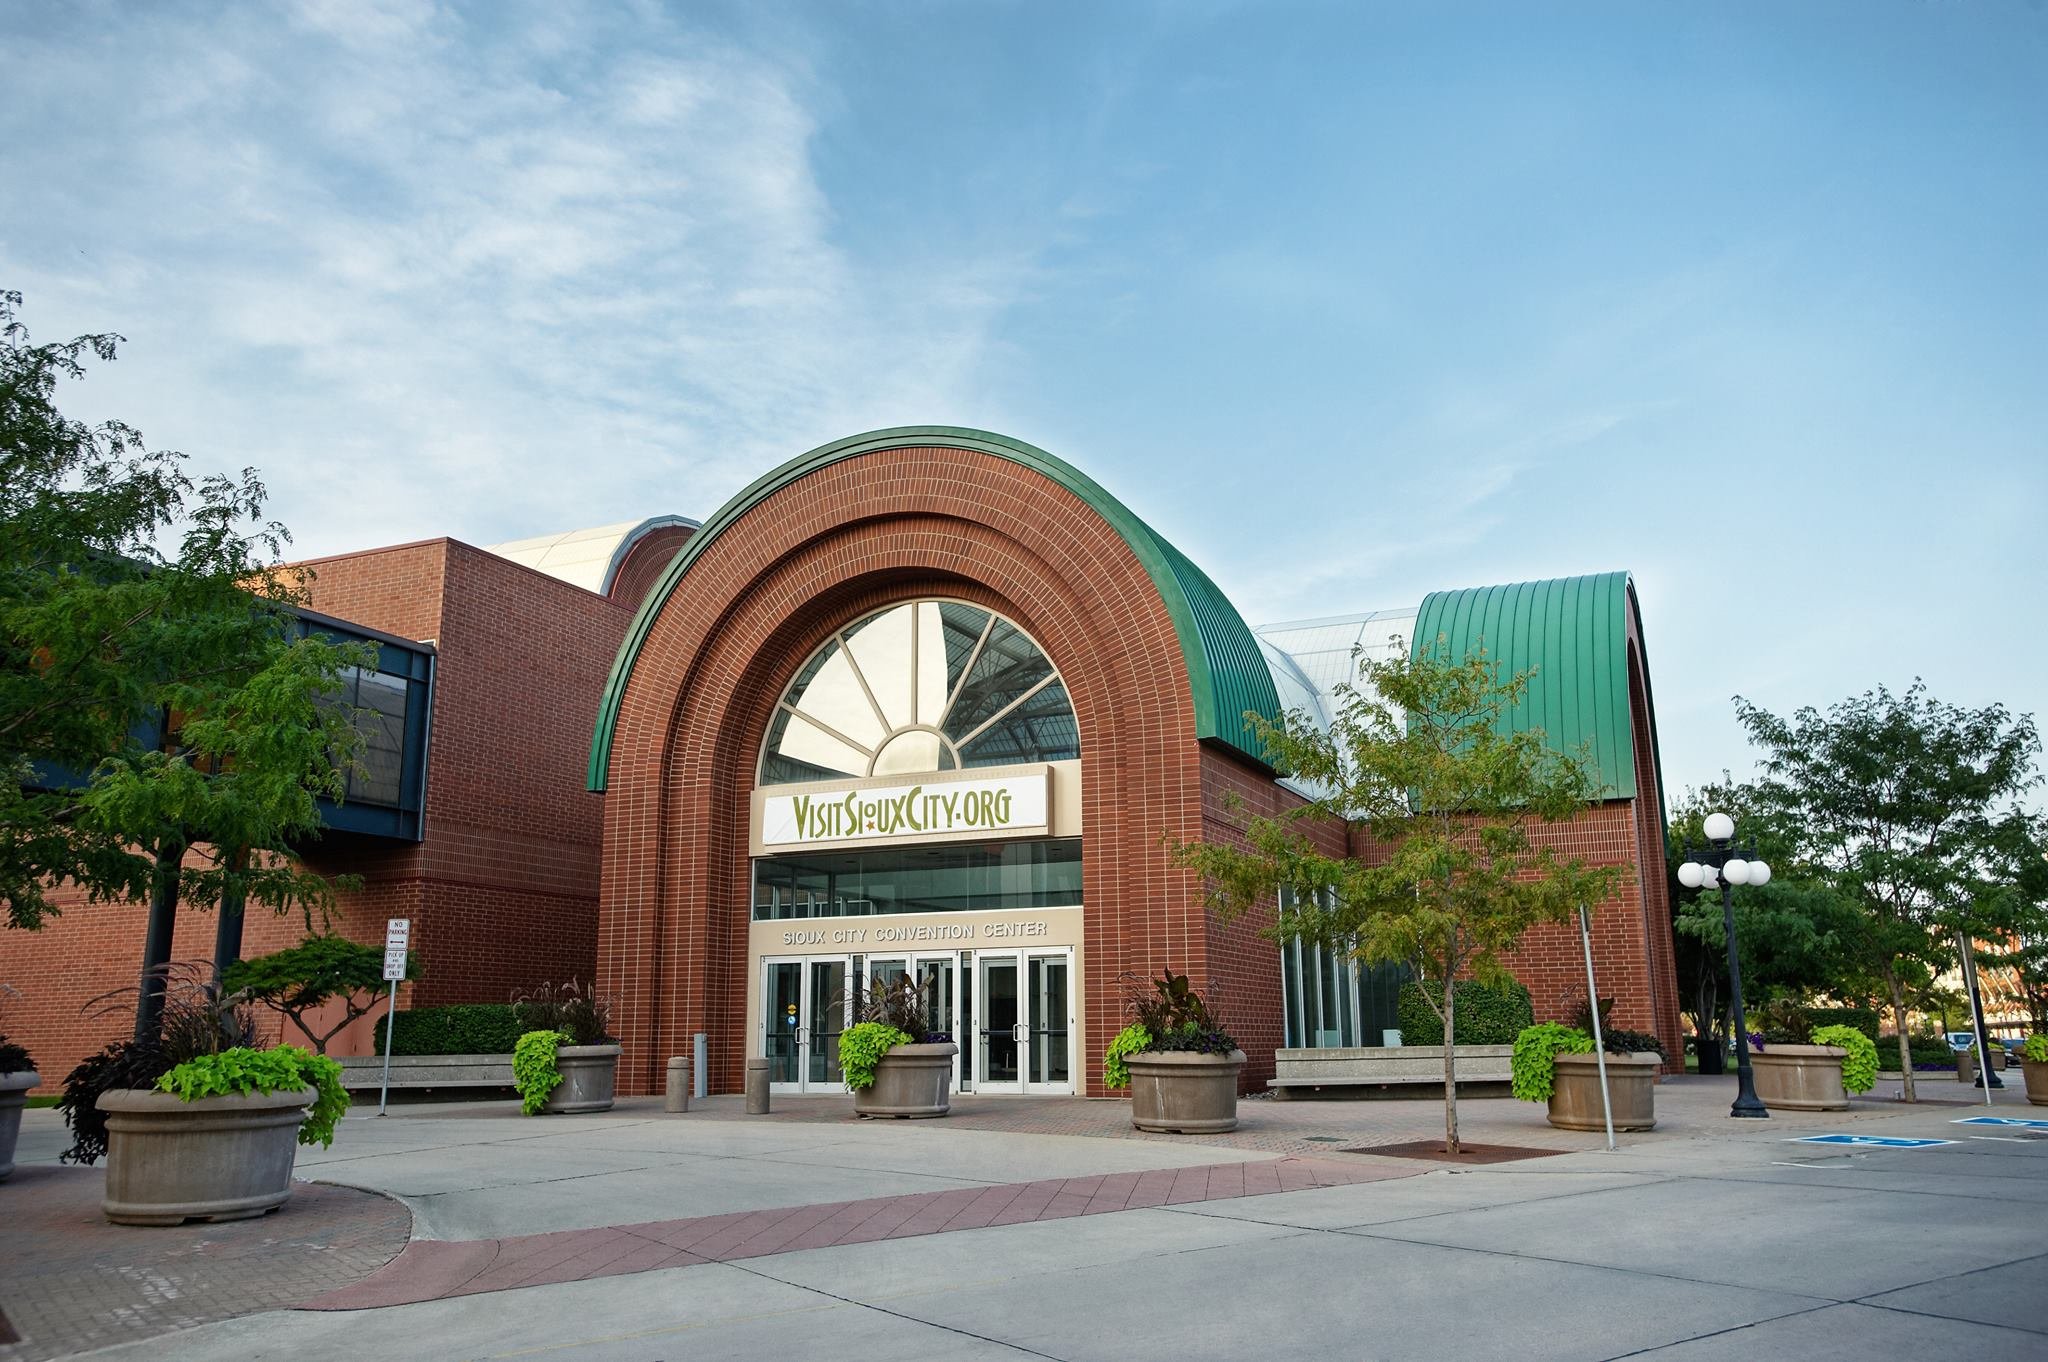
[953, 671, 1060, 749]
[834, 630, 893, 738]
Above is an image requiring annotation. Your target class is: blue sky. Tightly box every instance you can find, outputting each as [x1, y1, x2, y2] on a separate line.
[3, 1, 2043, 799]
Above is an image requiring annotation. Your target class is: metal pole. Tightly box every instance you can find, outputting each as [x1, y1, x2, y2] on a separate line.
[1578, 906, 1616, 1152]
[693, 1032, 708, 1100]
[1959, 933, 2000, 1105]
[378, 980, 398, 1117]
[1720, 871, 1769, 1118]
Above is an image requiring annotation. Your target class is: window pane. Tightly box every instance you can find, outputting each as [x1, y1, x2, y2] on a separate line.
[346, 669, 408, 807]
[841, 604, 916, 733]
[957, 680, 1078, 767]
[945, 618, 1054, 743]
[783, 639, 887, 753]
[762, 706, 867, 786]
[751, 839, 1081, 918]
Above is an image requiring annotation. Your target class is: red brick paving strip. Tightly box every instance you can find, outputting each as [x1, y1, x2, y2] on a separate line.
[305, 1157, 1413, 1311]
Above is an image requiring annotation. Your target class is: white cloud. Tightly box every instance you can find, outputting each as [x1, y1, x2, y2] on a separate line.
[0, 1, 1025, 558]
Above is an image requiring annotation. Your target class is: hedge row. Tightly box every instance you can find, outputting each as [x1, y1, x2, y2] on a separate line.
[1877, 1034, 1958, 1070]
[1394, 981, 1534, 1047]
[373, 1004, 523, 1056]
[1802, 1006, 1880, 1045]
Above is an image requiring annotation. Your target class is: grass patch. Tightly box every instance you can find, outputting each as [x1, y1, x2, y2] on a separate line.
[25, 1095, 60, 1108]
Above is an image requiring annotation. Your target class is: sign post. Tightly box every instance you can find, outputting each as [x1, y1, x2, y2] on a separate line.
[378, 918, 409, 1117]
[1577, 905, 1617, 1152]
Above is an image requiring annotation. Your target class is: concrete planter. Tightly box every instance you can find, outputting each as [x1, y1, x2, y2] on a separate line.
[95, 1086, 314, 1226]
[1751, 1044, 1849, 1111]
[2021, 1060, 2048, 1107]
[1, 1069, 40, 1181]
[853, 1042, 958, 1118]
[1957, 1049, 2009, 1085]
[1127, 1049, 1247, 1133]
[1547, 1052, 1658, 1131]
[545, 1044, 622, 1114]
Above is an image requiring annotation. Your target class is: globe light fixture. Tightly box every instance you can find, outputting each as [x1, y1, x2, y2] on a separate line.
[1680, 811, 1773, 1119]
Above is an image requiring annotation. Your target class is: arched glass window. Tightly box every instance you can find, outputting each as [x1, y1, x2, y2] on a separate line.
[760, 601, 1079, 786]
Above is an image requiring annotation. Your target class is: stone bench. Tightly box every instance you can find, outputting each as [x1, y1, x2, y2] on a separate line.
[336, 1053, 514, 1091]
[1268, 1044, 1513, 1099]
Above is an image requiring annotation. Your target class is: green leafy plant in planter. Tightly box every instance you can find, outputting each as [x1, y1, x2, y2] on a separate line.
[512, 980, 616, 1046]
[1810, 1024, 1878, 1094]
[512, 1030, 566, 1115]
[1511, 1023, 1593, 1103]
[0, 1036, 32, 1073]
[155, 1045, 349, 1146]
[1102, 1023, 1151, 1090]
[838, 1022, 913, 1091]
[1564, 995, 1667, 1059]
[2025, 1035, 2048, 1064]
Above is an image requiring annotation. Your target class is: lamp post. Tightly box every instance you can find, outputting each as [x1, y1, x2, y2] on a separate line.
[1679, 812, 1772, 1119]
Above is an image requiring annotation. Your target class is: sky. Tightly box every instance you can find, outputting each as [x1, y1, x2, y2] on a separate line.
[3, 0, 2043, 801]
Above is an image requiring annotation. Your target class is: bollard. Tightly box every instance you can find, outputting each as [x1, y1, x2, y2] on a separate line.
[665, 1056, 691, 1113]
[745, 1056, 771, 1114]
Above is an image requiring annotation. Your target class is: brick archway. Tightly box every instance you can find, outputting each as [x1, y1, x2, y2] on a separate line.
[594, 444, 1228, 1096]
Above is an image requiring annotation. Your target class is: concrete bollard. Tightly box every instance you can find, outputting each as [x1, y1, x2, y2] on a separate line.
[665, 1056, 691, 1113]
[745, 1056, 771, 1114]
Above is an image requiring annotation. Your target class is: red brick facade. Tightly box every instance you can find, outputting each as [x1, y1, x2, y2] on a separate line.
[6, 539, 629, 1089]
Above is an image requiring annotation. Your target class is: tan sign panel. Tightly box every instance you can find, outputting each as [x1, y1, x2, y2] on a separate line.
[753, 764, 1053, 855]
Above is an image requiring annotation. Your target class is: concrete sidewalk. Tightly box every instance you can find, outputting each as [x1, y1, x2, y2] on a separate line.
[4, 1078, 2044, 1360]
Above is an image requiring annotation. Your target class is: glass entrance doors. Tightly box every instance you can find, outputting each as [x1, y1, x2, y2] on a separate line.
[765, 947, 1074, 1096]
[762, 956, 848, 1094]
[973, 949, 1072, 1095]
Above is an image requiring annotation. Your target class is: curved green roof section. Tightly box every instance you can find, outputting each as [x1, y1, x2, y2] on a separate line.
[587, 426, 1282, 790]
[1410, 572, 1655, 801]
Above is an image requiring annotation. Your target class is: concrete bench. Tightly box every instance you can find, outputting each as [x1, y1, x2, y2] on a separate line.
[336, 1053, 514, 1090]
[1267, 1044, 1513, 1099]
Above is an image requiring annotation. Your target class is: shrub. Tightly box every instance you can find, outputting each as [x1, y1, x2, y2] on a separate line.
[512, 1030, 565, 1115]
[1879, 1034, 1958, 1070]
[374, 1004, 522, 1056]
[1811, 1025, 1878, 1094]
[0, 1035, 32, 1074]
[1754, 999, 1813, 1045]
[155, 1045, 350, 1147]
[512, 981, 615, 1046]
[1563, 996, 1666, 1057]
[1395, 980, 1534, 1046]
[2025, 1035, 2048, 1064]
[1511, 1023, 1592, 1103]
[225, 935, 414, 1055]
[853, 975, 937, 1043]
[1102, 1023, 1150, 1091]
[838, 1021, 912, 1091]
[1803, 1007, 1880, 1046]
[1122, 969, 1237, 1056]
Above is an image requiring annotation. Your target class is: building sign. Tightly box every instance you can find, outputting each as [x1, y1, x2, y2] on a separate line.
[777, 919, 1053, 948]
[758, 768, 1050, 851]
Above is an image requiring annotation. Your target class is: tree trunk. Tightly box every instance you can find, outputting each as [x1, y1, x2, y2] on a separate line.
[211, 847, 249, 995]
[1442, 975, 1459, 1155]
[1884, 964, 1915, 1104]
[134, 838, 187, 1043]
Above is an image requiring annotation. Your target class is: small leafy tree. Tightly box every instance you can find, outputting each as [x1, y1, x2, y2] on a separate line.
[1172, 639, 1620, 1154]
[2, 290, 367, 1040]
[224, 935, 415, 1054]
[1736, 682, 2040, 1102]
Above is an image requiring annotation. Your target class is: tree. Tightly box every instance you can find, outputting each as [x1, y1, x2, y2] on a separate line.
[224, 935, 415, 1054]
[1667, 783, 1864, 1061]
[1172, 639, 1621, 1154]
[1736, 682, 2040, 1101]
[1972, 813, 2048, 1032]
[2, 290, 365, 1038]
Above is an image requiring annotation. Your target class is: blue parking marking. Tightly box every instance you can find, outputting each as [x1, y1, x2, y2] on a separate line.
[1953, 1116, 2048, 1129]
[1790, 1134, 1955, 1148]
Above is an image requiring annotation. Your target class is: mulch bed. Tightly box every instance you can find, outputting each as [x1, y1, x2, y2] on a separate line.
[1345, 1139, 1566, 1165]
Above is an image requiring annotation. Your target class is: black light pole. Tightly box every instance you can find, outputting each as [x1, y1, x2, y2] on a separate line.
[1680, 812, 1772, 1119]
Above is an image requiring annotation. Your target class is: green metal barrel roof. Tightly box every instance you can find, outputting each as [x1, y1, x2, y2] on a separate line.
[1410, 572, 1655, 801]
[587, 426, 1282, 790]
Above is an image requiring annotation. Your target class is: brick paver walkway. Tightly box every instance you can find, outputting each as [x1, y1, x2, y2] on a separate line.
[0, 1163, 411, 1362]
[306, 1156, 1412, 1311]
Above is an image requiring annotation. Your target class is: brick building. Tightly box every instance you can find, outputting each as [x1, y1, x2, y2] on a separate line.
[9, 427, 1677, 1101]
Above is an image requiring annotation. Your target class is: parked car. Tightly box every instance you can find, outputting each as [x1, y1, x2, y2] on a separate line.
[1945, 1032, 1978, 1053]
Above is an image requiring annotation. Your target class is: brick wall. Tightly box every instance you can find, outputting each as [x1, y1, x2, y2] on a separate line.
[5, 538, 631, 1091]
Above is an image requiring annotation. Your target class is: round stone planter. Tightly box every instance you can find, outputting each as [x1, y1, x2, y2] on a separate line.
[1547, 1052, 1658, 1131]
[545, 1044, 622, 1114]
[95, 1086, 314, 1226]
[1126, 1049, 1247, 1133]
[2021, 1059, 2048, 1107]
[1750, 1044, 1849, 1111]
[2, 1069, 41, 1181]
[853, 1042, 958, 1118]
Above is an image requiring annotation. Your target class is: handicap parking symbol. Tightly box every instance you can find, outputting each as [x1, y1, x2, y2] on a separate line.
[1791, 1134, 1954, 1148]
[1953, 1115, 2048, 1129]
